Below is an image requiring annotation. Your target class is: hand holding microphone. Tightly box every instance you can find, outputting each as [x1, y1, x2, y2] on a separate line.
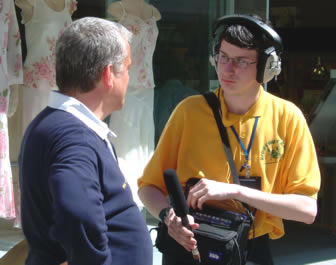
[163, 169, 201, 263]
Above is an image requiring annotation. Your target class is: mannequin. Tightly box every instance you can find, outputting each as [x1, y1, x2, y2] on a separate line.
[107, 0, 160, 208]
[15, 0, 77, 136]
[108, 0, 161, 21]
[15, 0, 69, 23]
[0, 0, 23, 220]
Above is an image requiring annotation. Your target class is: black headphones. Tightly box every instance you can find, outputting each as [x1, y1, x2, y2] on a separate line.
[210, 14, 283, 84]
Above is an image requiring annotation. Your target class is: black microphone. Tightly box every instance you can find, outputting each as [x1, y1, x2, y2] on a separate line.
[163, 169, 201, 263]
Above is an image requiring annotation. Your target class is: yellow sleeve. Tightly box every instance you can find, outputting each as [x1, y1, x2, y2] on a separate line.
[138, 101, 186, 195]
[281, 106, 321, 199]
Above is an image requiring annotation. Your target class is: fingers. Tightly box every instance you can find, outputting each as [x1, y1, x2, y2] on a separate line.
[187, 178, 230, 209]
[187, 215, 199, 231]
[174, 226, 198, 251]
[166, 211, 198, 251]
[187, 179, 208, 210]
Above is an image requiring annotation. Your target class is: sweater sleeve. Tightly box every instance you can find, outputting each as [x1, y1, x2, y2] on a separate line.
[48, 138, 112, 265]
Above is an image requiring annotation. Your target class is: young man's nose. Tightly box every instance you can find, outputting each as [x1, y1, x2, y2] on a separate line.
[221, 59, 235, 72]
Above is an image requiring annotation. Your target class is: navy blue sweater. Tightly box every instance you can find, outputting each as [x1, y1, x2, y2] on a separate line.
[19, 107, 153, 265]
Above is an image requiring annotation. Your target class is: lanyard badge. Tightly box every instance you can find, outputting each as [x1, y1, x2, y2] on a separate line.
[230, 117, 259, 178]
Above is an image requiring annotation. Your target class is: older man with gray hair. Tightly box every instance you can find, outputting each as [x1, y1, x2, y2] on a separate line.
[19, 17, 153, 265]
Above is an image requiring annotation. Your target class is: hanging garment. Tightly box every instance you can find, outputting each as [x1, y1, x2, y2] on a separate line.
[0, 0, 23, 219]
[21, 0, 76, 134]
[108, 2, 159, 207]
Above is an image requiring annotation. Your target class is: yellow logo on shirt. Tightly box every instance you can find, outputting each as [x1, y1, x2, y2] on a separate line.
[260, 139, 285, 163]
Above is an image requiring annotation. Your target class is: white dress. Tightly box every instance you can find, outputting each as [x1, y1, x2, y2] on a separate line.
[0, 0, 23, 220]
[108, 2, 158, 207]
[21, 0, 76, 134]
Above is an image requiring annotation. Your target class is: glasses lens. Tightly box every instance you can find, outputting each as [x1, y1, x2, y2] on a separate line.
[216, 54, 253, 69]
[237, 59, 248, 69]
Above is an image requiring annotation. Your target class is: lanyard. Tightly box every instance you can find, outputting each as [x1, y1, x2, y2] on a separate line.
[230, 117, 259, 177]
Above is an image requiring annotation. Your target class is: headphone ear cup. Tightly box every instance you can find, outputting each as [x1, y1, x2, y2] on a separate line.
[271, 53, 281, 76]
[209, 55, 216, 67]
[257, 47, 281, 83]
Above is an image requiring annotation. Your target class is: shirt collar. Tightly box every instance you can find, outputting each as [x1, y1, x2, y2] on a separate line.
[48, 91, 116, 141]
[215, 86, 265, 127]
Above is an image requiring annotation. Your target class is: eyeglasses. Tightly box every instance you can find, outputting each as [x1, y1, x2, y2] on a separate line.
[215, 54, 256, 70]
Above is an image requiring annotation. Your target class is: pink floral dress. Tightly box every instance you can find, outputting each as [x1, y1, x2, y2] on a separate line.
[108, 2, 159, 207]
[21, 0, 76, 134]
[0, 0, 23, 220]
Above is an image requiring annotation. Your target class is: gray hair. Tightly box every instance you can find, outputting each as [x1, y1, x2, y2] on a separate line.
[56, 17, 132, 93]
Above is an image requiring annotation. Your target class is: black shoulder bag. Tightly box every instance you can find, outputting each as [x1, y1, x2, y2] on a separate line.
[153, 92, 255, 265]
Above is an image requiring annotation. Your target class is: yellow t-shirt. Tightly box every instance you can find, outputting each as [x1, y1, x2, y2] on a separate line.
[138, 86, 321, 239]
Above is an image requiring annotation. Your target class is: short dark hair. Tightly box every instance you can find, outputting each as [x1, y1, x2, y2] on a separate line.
[216, 15, 273, 56]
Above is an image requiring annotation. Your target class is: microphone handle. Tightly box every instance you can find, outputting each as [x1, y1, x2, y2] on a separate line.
[192, 248, 201, 263]
[181, 216, 190, 228]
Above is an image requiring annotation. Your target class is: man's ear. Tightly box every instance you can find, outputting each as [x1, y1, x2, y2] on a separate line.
[103, 64, 114, 88]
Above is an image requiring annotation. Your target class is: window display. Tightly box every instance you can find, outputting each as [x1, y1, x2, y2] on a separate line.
[15, 0, 77, 135]
[107, 0, 161, 207]
[1, 1, 335, 264]
[0, 0, 23, 220]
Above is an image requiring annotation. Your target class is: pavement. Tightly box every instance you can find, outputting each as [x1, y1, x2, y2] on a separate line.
[271, 221, 336, 265]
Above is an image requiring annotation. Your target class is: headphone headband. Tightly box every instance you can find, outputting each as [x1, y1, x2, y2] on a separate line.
[213, 14, 283, 53]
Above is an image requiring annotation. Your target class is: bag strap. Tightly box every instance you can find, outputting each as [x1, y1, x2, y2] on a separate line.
[203, 92, 257, 220]
[203, 92, 240, 185]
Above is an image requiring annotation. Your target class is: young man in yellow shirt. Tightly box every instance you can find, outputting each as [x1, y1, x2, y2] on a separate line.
[138, 14, 320, 265]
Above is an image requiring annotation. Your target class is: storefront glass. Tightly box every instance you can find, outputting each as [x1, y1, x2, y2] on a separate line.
[2, 0, 336, 263]
[2, 0, 267, 262]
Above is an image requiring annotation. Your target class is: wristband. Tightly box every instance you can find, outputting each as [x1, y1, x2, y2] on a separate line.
[159, 207, 172, 223]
